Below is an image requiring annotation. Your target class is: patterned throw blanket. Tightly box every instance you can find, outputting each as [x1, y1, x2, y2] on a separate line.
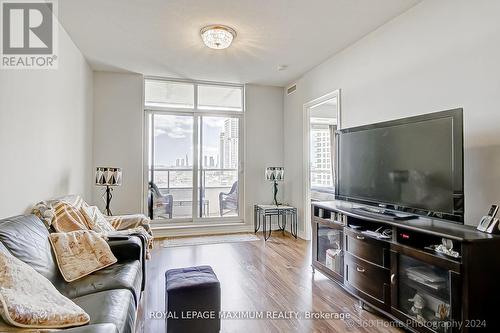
[106, 215, 153, 259]
[32, 195, 154, 259]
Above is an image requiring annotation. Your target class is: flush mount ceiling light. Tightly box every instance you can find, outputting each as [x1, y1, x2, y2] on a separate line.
[200, 25, 236, 50]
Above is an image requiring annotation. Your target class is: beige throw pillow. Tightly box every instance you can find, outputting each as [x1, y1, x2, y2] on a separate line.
[0, 251, 90, 329]
[49, 230, 117, 282]
[80, 206, 115, 234]
[52, 201, 89, 232]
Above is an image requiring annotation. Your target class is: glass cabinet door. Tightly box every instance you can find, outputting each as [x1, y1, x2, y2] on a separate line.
[317, 225, 343, 277]
[397, 255, 453, 332]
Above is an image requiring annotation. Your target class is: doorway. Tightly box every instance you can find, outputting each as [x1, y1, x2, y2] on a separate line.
[303, 90, 341, 239]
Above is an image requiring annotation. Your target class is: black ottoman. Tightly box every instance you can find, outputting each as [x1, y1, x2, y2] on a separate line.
[165, 265, 221, 333]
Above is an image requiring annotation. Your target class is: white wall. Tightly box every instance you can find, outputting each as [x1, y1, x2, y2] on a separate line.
[92, 72, 144, 214]
[245, 84, 284, 227]
[284, 0, 500, 230]
[0, 27, 93, 218]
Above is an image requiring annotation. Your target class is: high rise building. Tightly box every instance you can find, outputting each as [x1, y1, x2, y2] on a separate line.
[219, 119, 239, 169]
[224, 118, 238, 137]
[310, 125, 333, 187]
[219, 133, 225, 169]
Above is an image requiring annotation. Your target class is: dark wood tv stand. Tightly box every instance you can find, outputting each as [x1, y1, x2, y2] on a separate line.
[311, 200, 500, 333]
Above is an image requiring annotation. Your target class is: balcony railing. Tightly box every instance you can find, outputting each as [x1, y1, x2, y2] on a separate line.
[149, 167, 238, 219]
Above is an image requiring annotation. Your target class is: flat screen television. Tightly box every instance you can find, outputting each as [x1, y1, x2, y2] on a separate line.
[335, 109, 464, 223]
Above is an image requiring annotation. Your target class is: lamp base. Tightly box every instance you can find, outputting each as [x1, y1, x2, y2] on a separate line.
[101, 186, 113, 216]
[272, 181, 281, 206]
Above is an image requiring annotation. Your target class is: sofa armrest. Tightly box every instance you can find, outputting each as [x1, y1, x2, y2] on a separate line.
[107, 235, 146, 291]
[62, 324, 119, 333]
[107, 236, 142, 262]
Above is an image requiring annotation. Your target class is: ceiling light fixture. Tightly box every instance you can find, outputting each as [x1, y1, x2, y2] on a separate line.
[200, 25, 236, 50]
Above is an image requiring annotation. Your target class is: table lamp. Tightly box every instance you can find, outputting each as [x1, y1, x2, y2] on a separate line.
[265, 167, 284, 206]
[95, 167, 122, 216]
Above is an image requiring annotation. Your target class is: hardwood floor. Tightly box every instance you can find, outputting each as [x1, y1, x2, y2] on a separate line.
[143, 232, 403, 333]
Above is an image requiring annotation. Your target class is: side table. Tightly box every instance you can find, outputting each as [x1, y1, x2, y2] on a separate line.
[254, 204, 298, 241]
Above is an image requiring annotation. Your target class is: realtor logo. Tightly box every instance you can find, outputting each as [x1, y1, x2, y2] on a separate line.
[1, 0, 58, 69]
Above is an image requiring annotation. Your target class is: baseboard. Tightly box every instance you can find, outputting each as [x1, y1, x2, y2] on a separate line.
[152, 220, 307, 240]
[152, 223, 254, 238]
[298, 229, 309, 240]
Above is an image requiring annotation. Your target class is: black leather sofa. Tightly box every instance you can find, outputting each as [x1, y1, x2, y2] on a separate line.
[0, 214, 145, 333]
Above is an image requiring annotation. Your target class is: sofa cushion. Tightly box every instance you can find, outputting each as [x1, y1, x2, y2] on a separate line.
[72, 290, 136, 333]
[0, 242, 9, 254]
[108, 236, 146, 292]
[60, 323, 120, 333]
[61, 260, 142, 305]
[0, 215, 63, 287]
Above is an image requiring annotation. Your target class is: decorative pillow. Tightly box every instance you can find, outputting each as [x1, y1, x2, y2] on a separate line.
[0, 251, 90, 329]
[80, 206, 115, 234]
[51, 201, 89, 232]
[49, 230, 117, 282]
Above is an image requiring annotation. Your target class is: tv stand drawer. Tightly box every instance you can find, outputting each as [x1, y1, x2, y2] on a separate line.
[345, 253, 390, 305]
[345, 228, 390, 268]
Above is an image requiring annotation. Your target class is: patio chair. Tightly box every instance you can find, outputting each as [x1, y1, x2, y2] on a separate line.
[148, 181, 173, 219]
[219, 181, 238, 216]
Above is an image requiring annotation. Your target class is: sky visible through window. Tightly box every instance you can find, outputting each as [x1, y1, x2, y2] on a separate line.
[146, 80, 243, 168]
[154, 115, 234, 168]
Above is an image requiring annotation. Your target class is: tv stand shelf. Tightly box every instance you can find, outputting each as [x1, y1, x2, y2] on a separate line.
[314, 201, 494, 242]
[312, 200, 500, 333]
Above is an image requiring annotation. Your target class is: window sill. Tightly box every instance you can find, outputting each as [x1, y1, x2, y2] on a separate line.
[151, 219, 245, 230]
[150, 220, 250, 238]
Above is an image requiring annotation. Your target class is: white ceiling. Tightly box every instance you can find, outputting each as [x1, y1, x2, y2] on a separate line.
[59, 0, 420, 87]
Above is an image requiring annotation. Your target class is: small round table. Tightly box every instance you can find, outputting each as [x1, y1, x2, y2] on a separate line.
[254, 204, 298, 240]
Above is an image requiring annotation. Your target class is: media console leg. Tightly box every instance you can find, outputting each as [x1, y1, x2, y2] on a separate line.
[356, 300, 375, 313]
[355, 300, 364, 312]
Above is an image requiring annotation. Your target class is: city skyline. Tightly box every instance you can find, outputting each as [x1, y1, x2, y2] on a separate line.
[152, 115, 238, 170]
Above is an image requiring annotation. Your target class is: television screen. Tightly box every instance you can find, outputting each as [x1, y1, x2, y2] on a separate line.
[336, 109, 464, 223]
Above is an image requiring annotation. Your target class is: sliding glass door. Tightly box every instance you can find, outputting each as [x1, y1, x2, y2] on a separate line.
[198, 116, 239, 218]
[149, 113, 194, 220]
[145, 79, 243, 225]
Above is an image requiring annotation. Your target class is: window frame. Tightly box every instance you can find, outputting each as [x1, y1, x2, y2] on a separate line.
[143, 77, 245, 227]
[196, 83, 244, 112]
[309, 115, 337, 194]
